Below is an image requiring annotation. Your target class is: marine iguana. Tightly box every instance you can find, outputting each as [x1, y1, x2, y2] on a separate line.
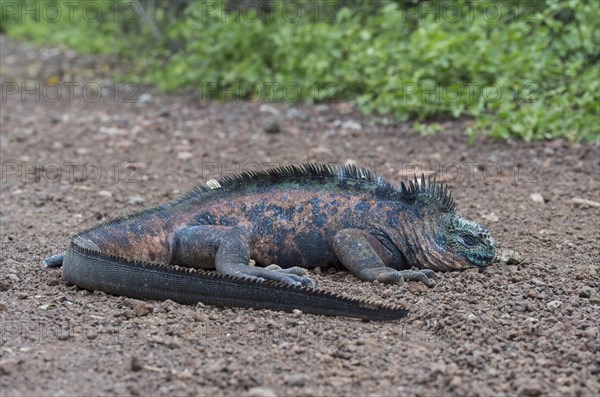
[44, 164, 496, 320]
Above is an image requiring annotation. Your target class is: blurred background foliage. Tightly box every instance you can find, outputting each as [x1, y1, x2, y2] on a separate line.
[2, 0, 598, 142]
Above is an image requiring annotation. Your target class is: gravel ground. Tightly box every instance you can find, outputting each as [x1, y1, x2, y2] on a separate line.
[1, 36, 598, 397]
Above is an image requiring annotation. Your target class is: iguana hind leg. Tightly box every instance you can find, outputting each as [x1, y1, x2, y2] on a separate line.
[333, 228, 435, 286]
[172, 225, 314, 287]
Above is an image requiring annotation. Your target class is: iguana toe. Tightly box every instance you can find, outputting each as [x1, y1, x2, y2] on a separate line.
[368, 268, 405, 284]
[396, 270, 435, 287]
[264, 264, 283, 271]
[419, 269, 437, 279]
[299, 276, 315, 288]
[271, 273, 315, 287]
[258, 268, 315, 287]
[271, 265, 310, 276]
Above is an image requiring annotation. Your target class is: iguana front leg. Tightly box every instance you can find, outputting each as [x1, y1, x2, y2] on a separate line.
[171, 225, 314, 287]
[333, 228, 435, 286]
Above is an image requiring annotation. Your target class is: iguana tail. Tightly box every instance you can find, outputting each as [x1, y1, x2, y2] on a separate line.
[44, 241, 407, 321]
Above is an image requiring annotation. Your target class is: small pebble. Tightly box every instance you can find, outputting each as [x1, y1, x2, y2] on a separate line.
[530, 193, 545, 204]
[579, 287, 593, 298]
[131, 356, 143, 371]
[128, 195, 145, 205]
[246, 387, 277, 397]
[285, 374, 306, 387]
[177, 152, 193, 160]
[0, 359, 18, 375]
[546, 300, 562, 309]
[264, 121, 280, 134]
[138, 93, 153, 104]
[286, 107, 309, 121]
[258, 104, 280, 116]
[481, 212, 499, 222]
[341, 120, 362, 130]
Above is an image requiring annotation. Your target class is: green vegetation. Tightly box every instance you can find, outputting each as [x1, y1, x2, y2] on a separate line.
[2, 0, 598, 142]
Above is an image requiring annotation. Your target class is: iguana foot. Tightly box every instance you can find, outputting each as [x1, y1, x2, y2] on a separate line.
[223, 263, 315, 288]
[366, 268, 436, 286]
[368, 267, 405, 284]
[262, 265, 314, 287]
[396, 269, 436, 286]
[264, 264, 310, 276]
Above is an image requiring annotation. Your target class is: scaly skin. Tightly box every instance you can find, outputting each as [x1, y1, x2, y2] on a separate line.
[44, 164, 496, 320]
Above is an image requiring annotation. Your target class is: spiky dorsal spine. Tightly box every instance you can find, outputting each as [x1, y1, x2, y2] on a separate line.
[190, 163, 387, 196]
[399, 174, 456, 213]
[193, 163, 456, 212]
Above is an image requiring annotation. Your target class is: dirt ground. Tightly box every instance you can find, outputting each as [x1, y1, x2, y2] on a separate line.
[1, 36, 598, 397]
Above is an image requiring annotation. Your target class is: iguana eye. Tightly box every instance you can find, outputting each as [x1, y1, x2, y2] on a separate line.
[462, 234, 478, 247]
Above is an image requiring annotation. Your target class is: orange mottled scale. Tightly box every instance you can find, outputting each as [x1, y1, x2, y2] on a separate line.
[80, 181, 389, 268]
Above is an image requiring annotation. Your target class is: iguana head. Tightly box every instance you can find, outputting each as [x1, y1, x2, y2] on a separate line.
[441, 215, 496, 269]
[388, 173, 496, 272]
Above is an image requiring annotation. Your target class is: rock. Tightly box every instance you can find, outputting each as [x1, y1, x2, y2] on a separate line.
[133, 302, 154, 317]
[177, 151, 193, 160]
[0, 281, 11, 292]
[341, 120, 362, 130]
[286, 107, 309, 122]
[292, 309, 302, 317]
[128, 195, 145, 205]
[138, 93, 153, 104]
[49, 112, 61, 124]
[494, 249, 523, 265]
[579, 287, 593, 298]
[430, 361, 446, 375]
[258, 104, 280, 116]
[285, 374, 306, 387]
[516, 378, 545, 396]
[130, 356, 143, 371]
[263, 121, 280, 134]
[0, 359, 18, 375]
[246, 387, 277, 397]
[314, 104, 330, 113]
[98, 190, 113, 197]
[123, 299, 154, 316]
[127, 384, 141, 396]
[481, 212, 499, 222]
[530, 193, 545, 204]
[449, 376, 462, 388]
[98, 126, 122, 135]
[546, 300, 562, 309]
[309, 146, 333, 156]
